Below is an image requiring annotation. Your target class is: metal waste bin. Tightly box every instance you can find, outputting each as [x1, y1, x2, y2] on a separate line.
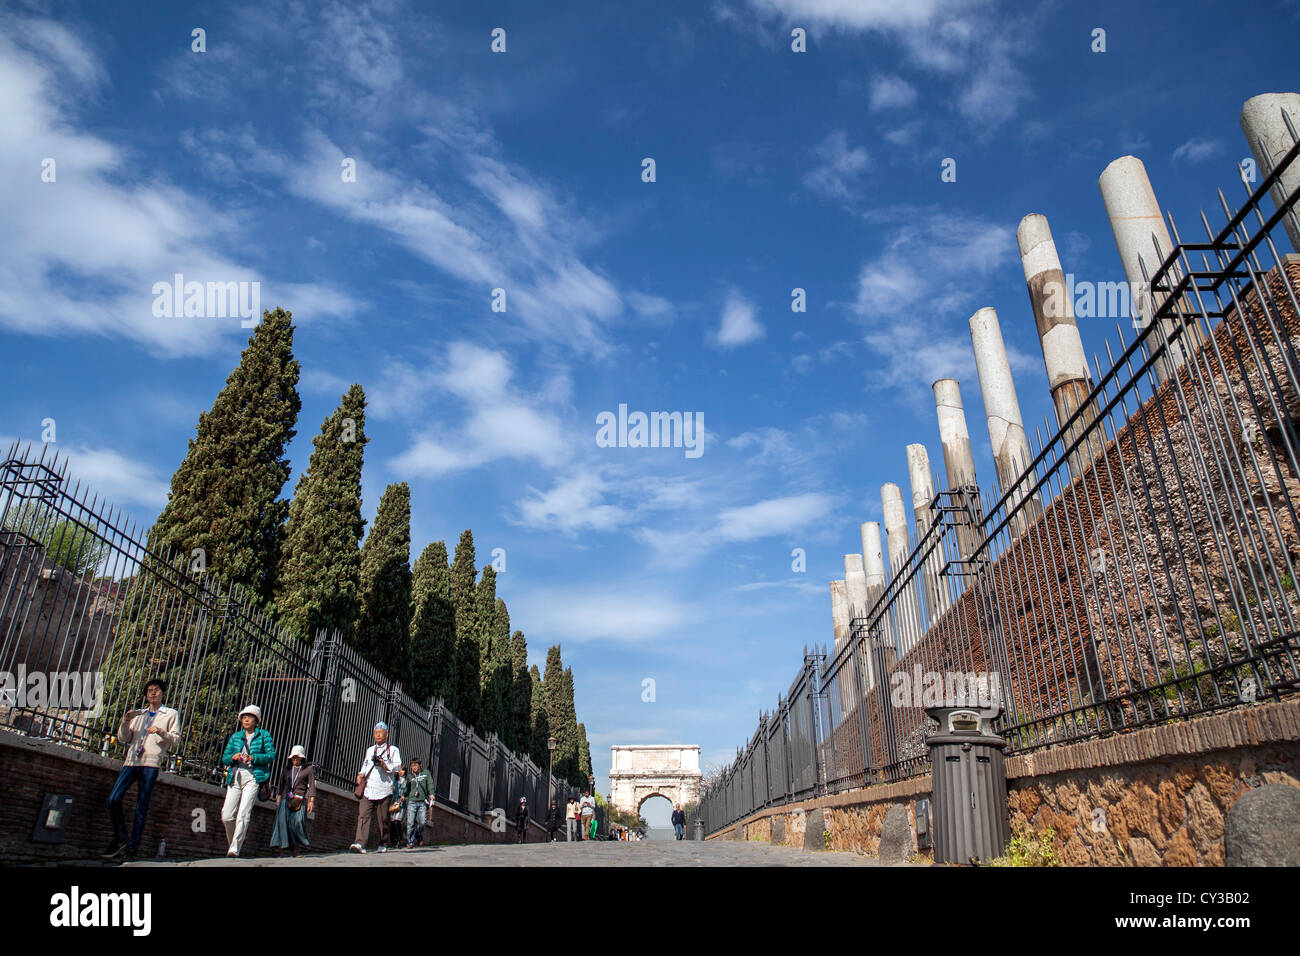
[925, 705, 1010, 864]
[693, 820, 704, 841]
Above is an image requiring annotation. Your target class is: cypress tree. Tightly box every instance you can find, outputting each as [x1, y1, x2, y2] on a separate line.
[356, 482, 412, 683]
[275, 384, 367, 640]
[409, 540, 456, 703]
[509, 629, 531, 757]
[151, 307, 301, 605]
[529, 664, 550, 770]
[543, 646, 577, 782]
[449, 530, 480, 727]
[559, 666, 582, 786]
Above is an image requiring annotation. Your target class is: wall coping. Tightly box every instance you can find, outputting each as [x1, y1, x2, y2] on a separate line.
[707, 698, 1300, 839]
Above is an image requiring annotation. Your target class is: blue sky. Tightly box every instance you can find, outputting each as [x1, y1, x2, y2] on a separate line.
[3, 0, 1298, 799]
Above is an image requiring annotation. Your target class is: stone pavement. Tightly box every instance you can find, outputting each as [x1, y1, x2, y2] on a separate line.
[128, 839, 902, 867]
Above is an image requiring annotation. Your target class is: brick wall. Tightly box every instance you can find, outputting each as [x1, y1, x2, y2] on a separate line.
[0, 729, 551, 863]
[710, 698, 1300, 866]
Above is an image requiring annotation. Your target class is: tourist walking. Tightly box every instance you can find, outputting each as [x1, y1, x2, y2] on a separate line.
[545, 800, 561, 842]
[514, 796, 529, 843]
[388, 763, 407, 848]
[351, 722, 401, 854]
[103, 678, 179, 861]
[580, 790, 596, 840]
[404, 757, 433, 848]
[270, 745, 315, 857]
[567, 796, 580, 841]
[220, 704, 275, 857]
[671, 803, 686, 840]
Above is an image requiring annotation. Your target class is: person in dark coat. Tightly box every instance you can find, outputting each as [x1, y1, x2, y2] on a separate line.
[514, 796, 529, 843]
[270, 744, 315, 856]
[545, 800, 562, 842]
[671, 804, 687, 840]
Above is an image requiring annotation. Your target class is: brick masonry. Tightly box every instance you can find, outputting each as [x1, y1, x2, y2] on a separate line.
[1, 729, 552, 863]
[710, 698, 1300, 865]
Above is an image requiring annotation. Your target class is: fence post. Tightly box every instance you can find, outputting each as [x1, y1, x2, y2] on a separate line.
[428, 699, 443, 804]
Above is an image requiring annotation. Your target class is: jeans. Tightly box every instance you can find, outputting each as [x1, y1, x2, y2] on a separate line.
[108, 765, 159, 851]
[674, 823, 684, 840]
[221, 768, 259, 855]
[405, 800, 428, 845]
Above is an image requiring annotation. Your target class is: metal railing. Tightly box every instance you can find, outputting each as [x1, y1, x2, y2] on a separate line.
[0, 446, 579, 822]
[701, 130, 1300, 835]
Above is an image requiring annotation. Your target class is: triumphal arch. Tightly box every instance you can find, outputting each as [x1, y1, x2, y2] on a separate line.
[609, 745, 703, 815]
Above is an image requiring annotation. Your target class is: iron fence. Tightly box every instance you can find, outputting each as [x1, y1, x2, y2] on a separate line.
[0, 445, 579, 825]
[701, 127, 1300, 835]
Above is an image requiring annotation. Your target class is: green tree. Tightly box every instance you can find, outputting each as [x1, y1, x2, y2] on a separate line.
[509, 630, 531, 757]
[577, 721, 592, 781]
[559, 666, 583, 786]
[529, 664, 549, 769]
[409, 540, 456, 703]
[274, 384, 368, 640]
[449, 530, 480, 726]
[1, 501, 109, 578]
[543, 645, 579, 783]
[151, 307, 301, 606]
[356, 482, 412, 683]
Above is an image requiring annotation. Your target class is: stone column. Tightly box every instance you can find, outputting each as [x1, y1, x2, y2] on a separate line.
[933, 378, 981, 563]
[830, 579, 849, 650]
[906, 443, 946, 623]
[882, 482, 922, 657]
[1017, 213, 1106, 473]
[969, 307, 1040, 533]
[1099, 155, 1203, 381]
[860, 521, 886, 692]
[843, 554, 869, 628]
[1241, 92, 1300, 253]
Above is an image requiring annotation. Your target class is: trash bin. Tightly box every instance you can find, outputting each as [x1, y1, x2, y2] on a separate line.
[925, 705, 1010, 864]
[693, 820, 704, 841]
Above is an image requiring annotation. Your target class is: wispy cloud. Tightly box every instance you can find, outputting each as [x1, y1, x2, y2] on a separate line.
[869, 74, 918, 112]
[803, 130, 870, 201]
[1172, 137, 1222, 164]
[716, 292, 765, 347]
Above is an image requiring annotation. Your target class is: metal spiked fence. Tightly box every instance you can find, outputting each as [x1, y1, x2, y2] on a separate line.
[701, 126, 1300, 836]
[0, 444, 578, 819]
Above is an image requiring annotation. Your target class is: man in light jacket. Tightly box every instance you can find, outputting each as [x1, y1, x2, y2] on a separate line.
[103, 678, 179, 861]
[351, 722, 402, 854]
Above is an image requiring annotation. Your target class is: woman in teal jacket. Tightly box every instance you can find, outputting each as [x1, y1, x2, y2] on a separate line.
[220, 704, 275, 857]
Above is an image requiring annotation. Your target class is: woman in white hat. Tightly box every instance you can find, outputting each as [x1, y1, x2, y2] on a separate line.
[270, 744, 315, 857]
[220, 704, 276, 857]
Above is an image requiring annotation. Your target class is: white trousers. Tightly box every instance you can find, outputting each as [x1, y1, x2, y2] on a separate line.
[222, 768, 259, 855]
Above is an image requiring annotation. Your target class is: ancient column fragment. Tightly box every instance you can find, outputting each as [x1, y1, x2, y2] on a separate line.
[932, 379, 981, 563]
[882, 482, 922, 657]
[906, 443, 946, 623]
[1241, 92, 1300, 252]
[969, 307, 1040, 533]
[1099, 155, 1203, 380]
[1017, 213, 1106, 472]
[830, 579, 849, 649]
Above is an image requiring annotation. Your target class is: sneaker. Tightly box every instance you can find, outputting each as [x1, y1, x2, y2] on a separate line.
[122, 847, 137, 862]
[102, 839, 125, 859]
[377, 845, 388, 854]
[349, 843, 365, 853]
[226, 849, 238, 858]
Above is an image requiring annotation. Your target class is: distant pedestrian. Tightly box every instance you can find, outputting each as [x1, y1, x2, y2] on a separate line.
[270, 745, 315, 857]
[404, 757, 433, 848]
[545, 800, 561, 842]
[515, 796, 530, 843]
[103, 678, 179, 861]
[388, 763, 407, 848]
[351, 722, 401, 854]
[567, 797, 580, 841]
[220, 704, 275, 858]
[580, 790, 596, 840]
[671, 803, 686, 840]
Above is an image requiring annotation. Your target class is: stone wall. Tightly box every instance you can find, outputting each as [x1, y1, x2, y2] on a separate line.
[0, 729, 550, 863]
[710, 698, 1300, 866]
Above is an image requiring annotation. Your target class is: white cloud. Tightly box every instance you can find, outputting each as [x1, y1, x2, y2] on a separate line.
[869, 74, 918, 111]
[1172, 137, 1222, 164]
[714, 493, 834, 542]
[515, 472, 635, 534]
[510, 585, 693, 643]
[803, 130, 871, 200]
[387, 343, 572, 477]
[0, 19, 355, 357]
[1, 437, 169, 511]
[716, 293, 764, 347]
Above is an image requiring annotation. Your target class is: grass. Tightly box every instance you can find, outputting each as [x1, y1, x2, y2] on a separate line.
[986, 828, 1061, 867]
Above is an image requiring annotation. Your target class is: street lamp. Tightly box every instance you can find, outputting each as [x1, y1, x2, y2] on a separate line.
[546, 736, 557, 817]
